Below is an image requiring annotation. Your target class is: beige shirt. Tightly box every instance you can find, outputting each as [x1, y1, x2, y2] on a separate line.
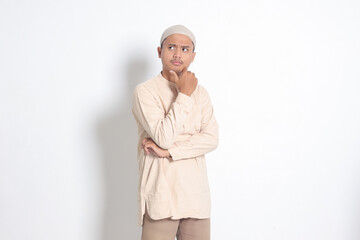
[132, 72, 219, 226]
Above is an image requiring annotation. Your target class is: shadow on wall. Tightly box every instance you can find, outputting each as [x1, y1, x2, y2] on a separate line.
[97, 57, 147, 240]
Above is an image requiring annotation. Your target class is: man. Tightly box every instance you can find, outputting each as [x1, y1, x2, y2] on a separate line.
[132, 25, 219, 240]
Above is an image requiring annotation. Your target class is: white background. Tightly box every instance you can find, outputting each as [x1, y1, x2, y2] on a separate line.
[1, 0, 359, 239]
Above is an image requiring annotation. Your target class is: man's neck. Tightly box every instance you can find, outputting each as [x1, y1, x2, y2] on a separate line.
[161, 70, 172, 82]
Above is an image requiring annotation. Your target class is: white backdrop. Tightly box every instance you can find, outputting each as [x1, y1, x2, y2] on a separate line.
[1, 0, 359, 239]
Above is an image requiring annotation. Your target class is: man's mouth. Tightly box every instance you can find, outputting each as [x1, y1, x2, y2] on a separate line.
[171, 60, 183, 66]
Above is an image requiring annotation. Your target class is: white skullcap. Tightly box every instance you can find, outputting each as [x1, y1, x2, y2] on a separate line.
[160, 25, 196, 49]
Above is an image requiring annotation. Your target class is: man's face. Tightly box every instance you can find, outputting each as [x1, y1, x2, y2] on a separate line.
[157, 34, 196, 74]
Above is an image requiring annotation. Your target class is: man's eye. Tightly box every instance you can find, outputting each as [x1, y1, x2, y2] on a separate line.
[183, 48, 188, 52]
[169, 46, 175, 50]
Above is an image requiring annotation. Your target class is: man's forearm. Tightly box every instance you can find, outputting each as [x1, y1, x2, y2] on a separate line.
[167, 128, 219, 160]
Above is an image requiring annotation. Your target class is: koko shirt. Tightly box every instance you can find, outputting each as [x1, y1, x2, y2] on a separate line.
[132, 72, 219, 226]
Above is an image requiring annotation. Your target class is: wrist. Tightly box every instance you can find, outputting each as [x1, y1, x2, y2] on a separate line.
[179, 89, 192, 96]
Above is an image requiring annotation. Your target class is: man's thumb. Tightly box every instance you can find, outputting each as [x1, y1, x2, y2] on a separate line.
[169, 70, 179, 83]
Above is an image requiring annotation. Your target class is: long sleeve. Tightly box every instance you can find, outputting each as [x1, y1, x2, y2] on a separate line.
[132, 84, 193, 149]
[168, 86, 219, 160]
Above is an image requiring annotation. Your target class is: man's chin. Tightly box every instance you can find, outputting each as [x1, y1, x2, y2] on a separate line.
[171, 67, 184, 74]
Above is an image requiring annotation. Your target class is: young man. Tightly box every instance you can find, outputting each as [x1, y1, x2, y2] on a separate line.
[132, 25, 219, 240]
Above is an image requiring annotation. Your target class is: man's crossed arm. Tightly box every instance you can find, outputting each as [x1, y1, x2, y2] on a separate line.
[132, 80, 218, 161]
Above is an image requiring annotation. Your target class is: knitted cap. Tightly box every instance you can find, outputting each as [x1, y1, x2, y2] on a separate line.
[160, 25, 196, 49]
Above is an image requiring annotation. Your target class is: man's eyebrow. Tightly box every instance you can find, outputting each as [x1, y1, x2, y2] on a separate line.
[168, 43, 191, 48]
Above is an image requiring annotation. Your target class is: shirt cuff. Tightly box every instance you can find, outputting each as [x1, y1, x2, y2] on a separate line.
[168, 146, 181, 161]
[176, 92, 193, 107]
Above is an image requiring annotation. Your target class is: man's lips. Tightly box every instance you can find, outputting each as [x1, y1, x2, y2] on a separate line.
[171, 60, 183, 66]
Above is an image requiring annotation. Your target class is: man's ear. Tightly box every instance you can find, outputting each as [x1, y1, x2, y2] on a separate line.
[191, 51, 196, 63]
[157, 46, 162, 58]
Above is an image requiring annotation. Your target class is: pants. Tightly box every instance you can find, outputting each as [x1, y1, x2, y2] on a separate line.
[141, 206, 210, 240]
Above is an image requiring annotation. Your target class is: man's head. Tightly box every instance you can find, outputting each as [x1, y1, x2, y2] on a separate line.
[157, 25, 196, 76]
[160, 25, 196, 51]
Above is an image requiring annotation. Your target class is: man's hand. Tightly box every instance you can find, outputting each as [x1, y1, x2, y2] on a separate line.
[169, 68, 198, 96]
[142, 137, 171, 158]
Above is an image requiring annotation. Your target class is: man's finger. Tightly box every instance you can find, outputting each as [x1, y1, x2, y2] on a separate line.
[178, 67, 188, 78]
[142, 137, 150, 145]
[144, 145, 151, 154]
[169, 70, 179, 83]
[181, 66, 188, 74]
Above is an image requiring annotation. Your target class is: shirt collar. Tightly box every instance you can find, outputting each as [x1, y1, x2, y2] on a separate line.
[158, 72, 178, 91]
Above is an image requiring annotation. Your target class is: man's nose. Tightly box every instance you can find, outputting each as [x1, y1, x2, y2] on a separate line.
[173, 48, 181, 58]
